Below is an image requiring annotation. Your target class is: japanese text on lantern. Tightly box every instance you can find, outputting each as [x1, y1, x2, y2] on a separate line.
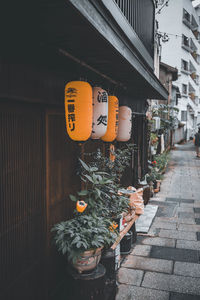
[97, 90, 108, 103]
[65, 87, 77, 131]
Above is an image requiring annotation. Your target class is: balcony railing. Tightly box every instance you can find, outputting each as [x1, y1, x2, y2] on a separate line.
[114, 0, 154, 58]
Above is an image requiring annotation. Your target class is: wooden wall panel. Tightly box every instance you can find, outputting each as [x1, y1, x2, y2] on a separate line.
[45, 110, 81, 295]
[0, 103, 46, 299]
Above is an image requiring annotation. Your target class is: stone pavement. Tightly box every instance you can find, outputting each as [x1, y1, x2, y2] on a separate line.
[116, 142, 200, 300]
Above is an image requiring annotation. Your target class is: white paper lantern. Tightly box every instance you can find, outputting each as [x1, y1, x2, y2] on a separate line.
[116, 106, 132, 142]
[91, 87, 108, 139]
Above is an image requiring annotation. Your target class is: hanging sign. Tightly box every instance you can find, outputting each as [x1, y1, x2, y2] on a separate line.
[116, 106, 132, 142]
[101, 96, 119, 142]
[65, 81, 92, 141]
[91, 87, 108, 139]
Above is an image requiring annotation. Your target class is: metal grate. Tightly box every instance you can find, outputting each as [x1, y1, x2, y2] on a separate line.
[114, 0, 155, 57]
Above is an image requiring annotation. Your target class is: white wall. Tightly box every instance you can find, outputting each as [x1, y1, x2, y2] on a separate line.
[156, 0, 200, 139]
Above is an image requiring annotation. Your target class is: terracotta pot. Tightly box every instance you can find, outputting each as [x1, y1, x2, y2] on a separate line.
[73, 247, 103, 273]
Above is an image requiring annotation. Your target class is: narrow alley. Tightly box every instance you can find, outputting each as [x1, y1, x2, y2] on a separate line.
[116, 142, 200, 300]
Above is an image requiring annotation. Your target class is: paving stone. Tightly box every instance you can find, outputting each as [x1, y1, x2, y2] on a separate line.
[122, 255, 173, 274]
[147, 227, 161, 236]
[130, 245, 151, 257]
[180, 203, 194, 208]
[142, 272, 200, 295]
[174, 261, 200, 278]
[166, 197, 181, 202]
[150, 201, 176, 207]
[170, 292, 200, 300]
[115, 284, 170, 300]
[180, 199, 195, 204]
[178, 224, 200, 232]
[151, 221, 177, 230]
[142, 237, 176, 247]
[154, 216, 178, 223]
[117, 268, 143, 286]
[196, 232, 200, 241]
[178, 218, 196, 225]
[176, 239, 200, 251]
[178, 212, 194, 219]
[150, 245, 199, 263]
[156, 206, 176, 218]
[166, 198, 194, 204]
[159, 229, 197, 241]
[177, 207, 194, 213]
[195, 218, 200, 224]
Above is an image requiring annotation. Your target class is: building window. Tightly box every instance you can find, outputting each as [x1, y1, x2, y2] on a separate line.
[182, 84, 187, 95]
[181, 59, 189, 72]
[182, 34, 190, 48]
[199, 99, 200, 105]
[181, 111, 187, 121]
[183, 9, 190, 23]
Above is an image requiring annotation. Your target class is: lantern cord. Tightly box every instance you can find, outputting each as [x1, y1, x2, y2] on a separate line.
[58, 48, 124, 87]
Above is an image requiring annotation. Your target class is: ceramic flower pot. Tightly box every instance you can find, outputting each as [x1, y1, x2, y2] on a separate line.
[73, 246, 103, 273]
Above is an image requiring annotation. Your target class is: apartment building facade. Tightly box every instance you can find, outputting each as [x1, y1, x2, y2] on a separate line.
[157, 0, 200, 139]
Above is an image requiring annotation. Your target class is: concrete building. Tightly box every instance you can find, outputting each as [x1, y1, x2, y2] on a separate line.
[157, 0, 200, 139]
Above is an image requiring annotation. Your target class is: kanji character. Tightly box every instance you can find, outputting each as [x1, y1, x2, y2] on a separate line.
[68, 104, 75, 113]
[66, 88, 77, 98]
[97, 115, 107, 126]
[97, 91, 108, 103]
[68, 114, 75, 122]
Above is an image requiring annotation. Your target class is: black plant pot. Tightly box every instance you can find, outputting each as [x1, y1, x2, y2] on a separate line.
[120, 231, 132, 255]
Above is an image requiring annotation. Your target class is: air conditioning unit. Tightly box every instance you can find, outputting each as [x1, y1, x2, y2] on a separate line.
[152, 117, 161, 131]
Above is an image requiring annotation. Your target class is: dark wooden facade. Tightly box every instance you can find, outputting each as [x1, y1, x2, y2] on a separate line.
[0, 1, 167, 299]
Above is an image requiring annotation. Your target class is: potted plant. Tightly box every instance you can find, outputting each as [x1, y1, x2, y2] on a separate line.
[147, 166, 162, 193]
[51, 214, 118, 273]
[71, 158, 130, 222]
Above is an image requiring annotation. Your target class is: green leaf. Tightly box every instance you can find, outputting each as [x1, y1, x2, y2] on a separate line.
[79, 159, 90, 171]
[69, 194, 77, 202]
[90, 167, 98, 172]
[77, 190, 88, 196]
[84, 174, 94, 183]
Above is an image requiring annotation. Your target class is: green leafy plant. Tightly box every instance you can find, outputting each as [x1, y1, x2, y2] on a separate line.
[146, 167, 162, 183]
[71, 158, 130, 218]
[154, 152, 169, 173]
[152, 104, 179, 131]
[150, 133, 158, 146]
[51, 214, 118, 263]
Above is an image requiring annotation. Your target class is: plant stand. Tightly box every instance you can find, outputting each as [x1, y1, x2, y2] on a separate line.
[67, 264, 106, 300]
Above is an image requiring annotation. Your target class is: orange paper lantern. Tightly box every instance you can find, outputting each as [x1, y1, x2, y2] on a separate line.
[101, 96, 119, 142]
[65, 81, 92, 141]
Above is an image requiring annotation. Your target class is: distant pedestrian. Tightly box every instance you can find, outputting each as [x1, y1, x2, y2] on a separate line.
[194, 128, 200, 157]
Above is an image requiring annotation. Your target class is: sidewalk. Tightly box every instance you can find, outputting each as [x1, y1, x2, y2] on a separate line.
[116, 142, 200, 300]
